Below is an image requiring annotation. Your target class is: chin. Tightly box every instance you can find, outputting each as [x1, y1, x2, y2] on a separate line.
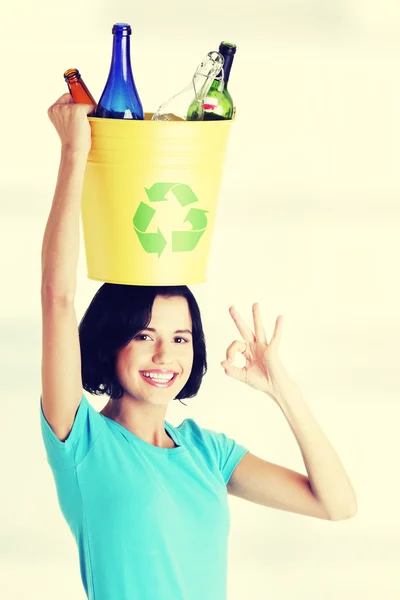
[135, 386, 178, 404]
[144, 392, 176, 406]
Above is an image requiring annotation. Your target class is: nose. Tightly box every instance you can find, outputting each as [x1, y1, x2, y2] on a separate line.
[152, 341, 173, 365]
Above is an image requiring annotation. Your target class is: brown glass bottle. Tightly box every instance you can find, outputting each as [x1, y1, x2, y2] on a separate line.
[64, 68, 97, 114]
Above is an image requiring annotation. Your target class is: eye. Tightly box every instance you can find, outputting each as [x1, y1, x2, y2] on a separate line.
[134, 333, 152, 341]
[174, 337, 189, 344]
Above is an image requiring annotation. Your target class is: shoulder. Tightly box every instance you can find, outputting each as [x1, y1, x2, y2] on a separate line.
[175, 418, 247, 457]
[176, 417, 203, 436]
[175, 417, 219, 444]
[40, 392, 107, 471]
[174, 418, 249, 484]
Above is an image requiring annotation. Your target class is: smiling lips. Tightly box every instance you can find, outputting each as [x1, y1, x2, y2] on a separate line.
[139, 370, 179, 388]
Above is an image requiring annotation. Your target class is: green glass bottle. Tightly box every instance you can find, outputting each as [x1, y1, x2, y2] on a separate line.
[187, 41, 237, 121]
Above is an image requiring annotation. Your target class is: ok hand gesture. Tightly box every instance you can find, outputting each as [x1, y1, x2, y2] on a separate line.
[221, 304, 289, 402]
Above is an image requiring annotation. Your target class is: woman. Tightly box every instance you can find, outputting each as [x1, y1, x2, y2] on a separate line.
[40, 93, 357, 600]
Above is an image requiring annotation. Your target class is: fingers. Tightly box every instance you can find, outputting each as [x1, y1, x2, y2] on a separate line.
[48, 93, 94, 119]
[47, 93, 95, 128]
[269, 315, 284, 347]
[48, 94, 72, 120]
[252, 303, 267, 344]
[56, 92, 75, 104]
[221, 340, 247, 382]
[47, 92, 93, 155]
[230, 303, 283, 349]
[229, 305, 255, 343]
[48, 93, 74, 112]
[225, 339, 247, 363]
[221, 359, 246, 382]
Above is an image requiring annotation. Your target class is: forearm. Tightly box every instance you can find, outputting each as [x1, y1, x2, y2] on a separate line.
[273, 374, 358, 520]
[41, 149, 88, 300]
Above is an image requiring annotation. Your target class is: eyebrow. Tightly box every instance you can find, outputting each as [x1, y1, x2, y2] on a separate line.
[144, 327, 193, 335]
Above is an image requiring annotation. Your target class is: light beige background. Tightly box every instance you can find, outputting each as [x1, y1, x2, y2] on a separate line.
[1, 1, 399, 598]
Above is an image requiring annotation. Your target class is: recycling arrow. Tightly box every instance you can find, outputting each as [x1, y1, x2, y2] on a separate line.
[133, 183, 208, 256]
[135, 228, 167, 256]
[172, 230, 205, 252]
[145, 183, 199, 207]
[132, 201, 167, 257]
[172, 208, 208, 252]
[133, 201, 155, 231]
[184, 207, 208, 230]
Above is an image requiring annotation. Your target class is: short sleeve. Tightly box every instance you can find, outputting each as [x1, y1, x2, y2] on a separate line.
[40, 393, 106, 472]
[182, 420, 249, 485]
[208, 430, 249, 484]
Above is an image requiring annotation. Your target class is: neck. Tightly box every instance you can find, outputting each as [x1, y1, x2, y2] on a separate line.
[110, 34, 133, 81]
[222, 53, 234, 84]
[101, 395, 175, 448]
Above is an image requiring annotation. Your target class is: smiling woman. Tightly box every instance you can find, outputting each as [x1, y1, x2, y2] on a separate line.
[78, 284, 206, 404]
[40, 281, 249, 600]
[40, 91, 357, 600]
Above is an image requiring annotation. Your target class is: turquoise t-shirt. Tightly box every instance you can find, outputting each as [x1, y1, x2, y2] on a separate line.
[40, 394, 249, 600]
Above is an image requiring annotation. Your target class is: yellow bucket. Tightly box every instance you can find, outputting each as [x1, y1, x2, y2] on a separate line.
[81, 113, 233, 286]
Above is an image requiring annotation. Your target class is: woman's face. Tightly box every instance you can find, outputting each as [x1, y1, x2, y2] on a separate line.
[115, 295, 194, 405]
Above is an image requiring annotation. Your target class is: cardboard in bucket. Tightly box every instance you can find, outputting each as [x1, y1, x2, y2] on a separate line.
[81, 112, 233, 286]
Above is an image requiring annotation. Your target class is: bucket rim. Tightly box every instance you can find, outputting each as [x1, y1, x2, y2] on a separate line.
[88, 112, 236, 124]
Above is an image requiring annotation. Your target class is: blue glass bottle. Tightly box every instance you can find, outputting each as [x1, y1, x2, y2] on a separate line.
[95, 23, 144, 120]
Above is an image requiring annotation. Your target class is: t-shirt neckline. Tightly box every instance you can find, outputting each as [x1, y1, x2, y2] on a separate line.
[100, 414, 187, 456]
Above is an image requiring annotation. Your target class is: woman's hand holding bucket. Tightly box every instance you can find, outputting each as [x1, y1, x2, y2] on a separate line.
[47, 92, 94, 157]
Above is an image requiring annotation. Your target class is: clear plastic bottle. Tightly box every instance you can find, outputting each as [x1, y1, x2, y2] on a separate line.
[152, 51, 224, 121]
[96, 23, 144, 120]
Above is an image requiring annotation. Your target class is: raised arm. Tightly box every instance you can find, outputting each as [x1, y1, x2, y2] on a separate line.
[41, 93, 94, 441]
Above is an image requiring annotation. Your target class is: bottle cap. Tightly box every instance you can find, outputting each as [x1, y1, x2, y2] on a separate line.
[219, 41, 237, 55]
[112, 23, 132, 35]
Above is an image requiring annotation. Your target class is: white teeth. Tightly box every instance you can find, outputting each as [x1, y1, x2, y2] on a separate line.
[142, 372, 175, 382]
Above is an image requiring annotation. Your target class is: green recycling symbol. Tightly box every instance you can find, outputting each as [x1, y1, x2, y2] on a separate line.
[132, 183, 208, 257]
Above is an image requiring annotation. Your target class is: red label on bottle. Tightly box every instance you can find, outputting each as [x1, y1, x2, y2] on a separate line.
[202, 104, 216, 110]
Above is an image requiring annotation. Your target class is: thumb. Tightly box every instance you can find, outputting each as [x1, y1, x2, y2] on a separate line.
[221, 360, 245, 382]
[76, 102, 96, 116]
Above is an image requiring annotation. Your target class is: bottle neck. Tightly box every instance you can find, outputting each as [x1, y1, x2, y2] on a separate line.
[67, 75, 80, 85]
[110, 34, 133, 81]
[221, 53, 234, 85]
